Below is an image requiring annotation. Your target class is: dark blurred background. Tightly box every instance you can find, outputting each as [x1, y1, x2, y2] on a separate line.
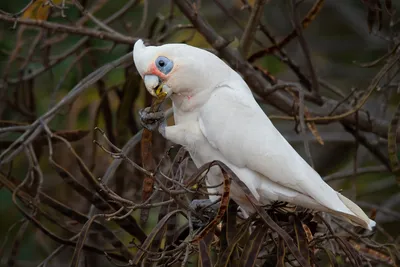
[0, 0, 399, 266]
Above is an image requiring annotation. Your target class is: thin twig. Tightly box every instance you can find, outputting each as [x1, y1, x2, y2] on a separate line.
[298, 90, 314, 168]
[0, 14, 138, 45]
[288, 0, 321, 99]
[72, 0, 125, 37]
[239, 0, 267, 57]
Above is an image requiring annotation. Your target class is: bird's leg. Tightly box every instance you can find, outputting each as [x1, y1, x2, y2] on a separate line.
[138, 107, 166, 134]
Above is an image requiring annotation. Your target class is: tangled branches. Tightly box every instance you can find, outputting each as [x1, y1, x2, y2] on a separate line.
[0, 0, 399, 266]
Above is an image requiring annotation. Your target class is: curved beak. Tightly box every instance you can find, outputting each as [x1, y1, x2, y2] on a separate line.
[144, 75, 170, 99]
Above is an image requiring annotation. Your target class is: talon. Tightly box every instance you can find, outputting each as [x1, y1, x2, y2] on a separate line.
[190, 199, 214, 210]
[138, 107, 166, 132]
[189, 199, 220, 229]
[145, 111, 164, 120]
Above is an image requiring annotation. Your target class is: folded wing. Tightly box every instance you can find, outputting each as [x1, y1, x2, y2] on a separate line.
[198, 83, 374, 229]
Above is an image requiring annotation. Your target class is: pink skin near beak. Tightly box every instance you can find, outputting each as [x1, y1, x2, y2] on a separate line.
[143, 58, 190, 100]
[145, 62, 167, 80]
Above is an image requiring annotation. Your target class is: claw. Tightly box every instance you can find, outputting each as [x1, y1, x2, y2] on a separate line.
[189, 199, 220, 229]
[139, 107, 165, 132]
[139, 109, 164, 121]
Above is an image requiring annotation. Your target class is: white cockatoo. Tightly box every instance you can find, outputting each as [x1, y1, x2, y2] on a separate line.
[133, 39, 376, 230]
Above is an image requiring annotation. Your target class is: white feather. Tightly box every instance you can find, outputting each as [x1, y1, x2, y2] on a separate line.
[198, 82, 375, 229]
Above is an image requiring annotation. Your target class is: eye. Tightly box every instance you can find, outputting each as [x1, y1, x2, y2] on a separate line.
[155, 56, 173, 75]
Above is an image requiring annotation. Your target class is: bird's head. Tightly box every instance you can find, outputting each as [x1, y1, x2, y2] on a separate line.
[133, 40, 232, 100]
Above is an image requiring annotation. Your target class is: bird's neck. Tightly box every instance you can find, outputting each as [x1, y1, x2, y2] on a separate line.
[171, 86, 213, 113]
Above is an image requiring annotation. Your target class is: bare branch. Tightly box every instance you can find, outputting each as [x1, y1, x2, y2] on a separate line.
[288, 0, 321, 99]
[0, 14, 138, 45]
[239, 0, 267, 57]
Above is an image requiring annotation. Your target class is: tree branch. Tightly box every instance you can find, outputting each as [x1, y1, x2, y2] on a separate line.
[239, 0, 267, 57]
[0, 14, 137, 45]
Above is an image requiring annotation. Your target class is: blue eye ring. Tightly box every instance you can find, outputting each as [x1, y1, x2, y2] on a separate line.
[155, 56, 173, 75]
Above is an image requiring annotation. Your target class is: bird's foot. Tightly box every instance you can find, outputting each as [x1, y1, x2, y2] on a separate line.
[189, 199, 220, 228]
[139, 107, 166, 136]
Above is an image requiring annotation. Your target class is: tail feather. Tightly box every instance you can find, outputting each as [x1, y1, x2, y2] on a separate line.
[249, 174, 376, 230]
[334, 193, 376, 230]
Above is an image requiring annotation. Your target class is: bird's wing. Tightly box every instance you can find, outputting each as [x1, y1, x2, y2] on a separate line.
[198, 83, 351, 214]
